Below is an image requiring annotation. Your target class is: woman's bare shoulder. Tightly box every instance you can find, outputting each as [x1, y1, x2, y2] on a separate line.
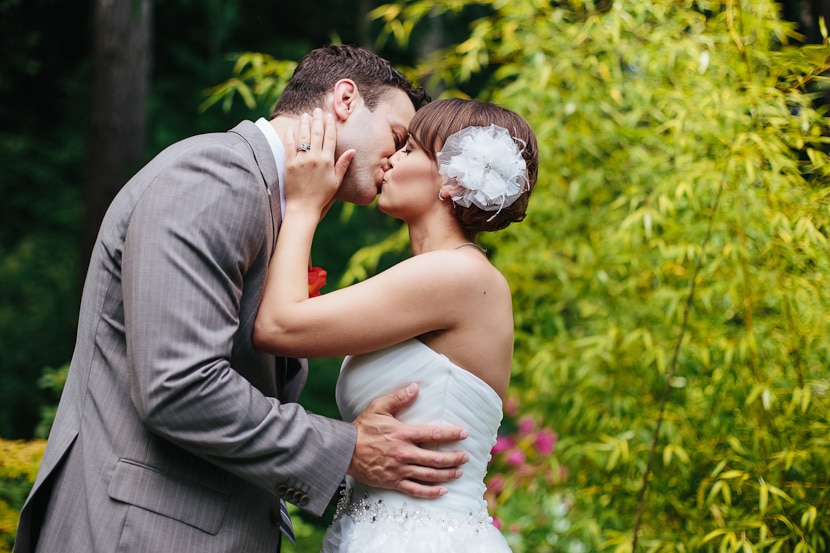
[392, 250, 512, 302]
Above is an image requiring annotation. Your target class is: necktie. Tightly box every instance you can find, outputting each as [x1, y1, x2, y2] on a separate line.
[279, 499, 295, 544]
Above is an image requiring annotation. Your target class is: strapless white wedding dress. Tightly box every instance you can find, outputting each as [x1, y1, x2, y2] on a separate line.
[320, 339, 511, 553]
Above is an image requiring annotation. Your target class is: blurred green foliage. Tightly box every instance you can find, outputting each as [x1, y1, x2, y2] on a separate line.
[0, 439, 45, 552]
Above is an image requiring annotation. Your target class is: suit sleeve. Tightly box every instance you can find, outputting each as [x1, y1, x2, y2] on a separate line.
[122, 142, 355, 515]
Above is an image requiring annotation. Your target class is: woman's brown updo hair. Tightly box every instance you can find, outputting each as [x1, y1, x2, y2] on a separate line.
[407, 98, 539, 235]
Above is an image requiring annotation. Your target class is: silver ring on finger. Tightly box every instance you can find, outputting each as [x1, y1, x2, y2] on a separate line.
[298, 143, 311, 152]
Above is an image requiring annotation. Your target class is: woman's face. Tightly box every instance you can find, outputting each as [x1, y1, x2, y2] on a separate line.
[377, 135, 443, 219]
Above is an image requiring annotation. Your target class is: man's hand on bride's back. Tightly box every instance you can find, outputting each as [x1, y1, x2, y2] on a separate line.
[347, 382, 470, 499]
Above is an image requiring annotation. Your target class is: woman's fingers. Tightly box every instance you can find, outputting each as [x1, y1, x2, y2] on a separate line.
[298, 111, 312, 152]
[282, 110, 346, 216]
[310, 108, 324, 151]
[284, 125, 296, 161]
[322, 111, 336, 156]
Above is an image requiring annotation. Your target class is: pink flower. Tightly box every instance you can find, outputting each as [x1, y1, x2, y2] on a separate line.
[492, 516, 503, 530]
[492, 436, 515, 454]
[503, 397, 519, 417]
[486, 474, 504, 494]
[517, 463, 535, 477]
[534, 429, 557, 455]
[505, 449, 525, 466]
[518, 416, 535, 435]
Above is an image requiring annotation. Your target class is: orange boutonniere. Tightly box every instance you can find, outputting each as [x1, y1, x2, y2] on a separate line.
[308, 266, 327, 297]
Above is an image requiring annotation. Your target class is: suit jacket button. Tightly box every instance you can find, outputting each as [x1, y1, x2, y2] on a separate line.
[299, 494, 310, 506]
[276, 484, 288, 496]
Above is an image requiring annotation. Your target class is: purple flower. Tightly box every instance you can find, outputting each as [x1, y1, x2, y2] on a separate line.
[506, 449, 526, 466]
[518, 416, 535, 435]
[487, 474, 505, 494]
[492, 436, 516, 454]
[503, 397, 519, 417]
[534, 429, 558, 455]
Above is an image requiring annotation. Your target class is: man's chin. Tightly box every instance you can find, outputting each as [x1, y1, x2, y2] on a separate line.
[335, 186, 379, 206]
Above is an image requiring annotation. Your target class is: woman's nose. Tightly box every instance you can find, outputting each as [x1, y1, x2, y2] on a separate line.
[386, 153, 400, 170]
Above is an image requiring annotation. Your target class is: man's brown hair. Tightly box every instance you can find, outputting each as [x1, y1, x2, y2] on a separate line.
[271, 44, 429, 118]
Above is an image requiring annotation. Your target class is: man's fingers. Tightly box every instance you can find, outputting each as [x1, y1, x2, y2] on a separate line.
[401, 465, 464, 485]
[398, 422, 469, 445]
[396, 480, 449, 499]
[364, 383, 419, 416]
[348, 384, 472, 498]
[398, 445, 469, 470]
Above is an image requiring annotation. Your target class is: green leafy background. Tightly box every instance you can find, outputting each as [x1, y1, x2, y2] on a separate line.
[2, 1, 829, 552]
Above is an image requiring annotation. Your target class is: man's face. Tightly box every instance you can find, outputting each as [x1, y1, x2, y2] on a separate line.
[334, 89, 416, 205]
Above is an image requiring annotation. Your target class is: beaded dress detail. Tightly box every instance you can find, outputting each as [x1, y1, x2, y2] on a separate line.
[321, 339, 511, 552]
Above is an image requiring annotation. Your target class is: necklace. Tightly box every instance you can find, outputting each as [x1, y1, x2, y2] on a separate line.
[453, 242, 487, 253]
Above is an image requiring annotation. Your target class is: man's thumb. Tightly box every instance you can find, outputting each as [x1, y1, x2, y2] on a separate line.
[369, 382, 419, 415]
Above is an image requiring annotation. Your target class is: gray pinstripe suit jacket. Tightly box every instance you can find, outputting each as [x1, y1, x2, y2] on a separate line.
[13, 121, 356, 553]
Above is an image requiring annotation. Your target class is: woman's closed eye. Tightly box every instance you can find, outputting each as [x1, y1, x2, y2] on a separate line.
[400, 137, 417, 155]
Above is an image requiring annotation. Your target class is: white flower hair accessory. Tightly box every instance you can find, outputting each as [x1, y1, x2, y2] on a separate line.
[437, 124, 528, 221]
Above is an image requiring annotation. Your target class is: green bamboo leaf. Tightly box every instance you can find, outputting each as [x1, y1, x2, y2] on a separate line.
[767, 483, 795, 503]
[801, 505, 817, 531]
[769, 538, 787, 553]
[703, 529, 731, 543]
[759, 478, 769, 512]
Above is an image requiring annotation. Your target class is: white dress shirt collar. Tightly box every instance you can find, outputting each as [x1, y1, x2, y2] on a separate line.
[254, 117, 286, 218]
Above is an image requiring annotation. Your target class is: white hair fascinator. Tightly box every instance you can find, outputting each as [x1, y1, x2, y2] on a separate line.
[437, 124, 528, 220]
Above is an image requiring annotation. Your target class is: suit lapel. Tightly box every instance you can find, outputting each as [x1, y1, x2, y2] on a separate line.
[228, 121, 303, 400]
[267, 177, 282, 254]
[228, 121, 283, 254]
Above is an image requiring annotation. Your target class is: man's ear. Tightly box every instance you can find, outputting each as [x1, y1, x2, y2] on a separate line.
[332, 79, 359, 122]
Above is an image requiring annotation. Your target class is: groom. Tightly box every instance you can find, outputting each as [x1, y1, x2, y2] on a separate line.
[13, 44, 468, 553]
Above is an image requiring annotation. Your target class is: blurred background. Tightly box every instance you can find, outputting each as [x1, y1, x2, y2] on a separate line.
[2, 1, 830, 552]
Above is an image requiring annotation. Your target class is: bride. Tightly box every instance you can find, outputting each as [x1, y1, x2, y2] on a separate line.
[254, 97, 539, 552]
